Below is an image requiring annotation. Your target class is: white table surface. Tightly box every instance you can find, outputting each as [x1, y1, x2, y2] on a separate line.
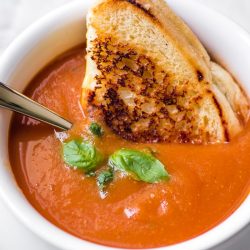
[0, 0, 249, 249]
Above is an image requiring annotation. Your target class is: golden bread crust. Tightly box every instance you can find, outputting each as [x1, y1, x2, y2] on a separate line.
[82, 0, 249, 143]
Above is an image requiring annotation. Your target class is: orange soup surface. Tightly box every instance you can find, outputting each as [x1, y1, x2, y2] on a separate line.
[9, 47, 250, 248]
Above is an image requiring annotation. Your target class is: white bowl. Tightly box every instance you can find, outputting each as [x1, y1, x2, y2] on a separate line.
[0, 0, 249, 249]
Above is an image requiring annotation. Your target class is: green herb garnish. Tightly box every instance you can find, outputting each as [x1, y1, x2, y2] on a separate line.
[63, 139, 102, 172]
[97, 169, 114, 192]
[89, 122, 103, 137]
[109, 149, 169, 183]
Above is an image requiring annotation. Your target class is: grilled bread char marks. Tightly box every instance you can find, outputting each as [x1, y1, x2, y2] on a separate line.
[92, 0, 211, 84]
[84, 36, 225, 143]
[82, 0, 245, 143]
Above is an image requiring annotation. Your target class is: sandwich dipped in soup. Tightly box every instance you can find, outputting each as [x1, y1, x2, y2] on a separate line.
[82, 0, 249, 143]
[9, 0, 250, 248]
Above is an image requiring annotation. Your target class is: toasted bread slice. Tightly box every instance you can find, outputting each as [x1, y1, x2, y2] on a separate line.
[127, 0, 211, 67]
[82, 0, 248, 143]
[211, 62, 249, 124]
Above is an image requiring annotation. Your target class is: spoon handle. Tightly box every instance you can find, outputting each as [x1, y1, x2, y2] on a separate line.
[0, 82, 72, 130]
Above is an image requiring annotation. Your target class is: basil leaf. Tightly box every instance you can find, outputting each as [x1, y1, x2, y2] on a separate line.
[97, 169, 114, 191]
[109, 149, 169, 183]
[63, 139, 102, 171]
[89, 122, 103, 137]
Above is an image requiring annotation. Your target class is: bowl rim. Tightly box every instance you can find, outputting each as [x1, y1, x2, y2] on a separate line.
[0, 0, 249, 250]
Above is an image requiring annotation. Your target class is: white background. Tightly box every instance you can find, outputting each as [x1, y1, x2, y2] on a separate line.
[0, 0, 249, 249]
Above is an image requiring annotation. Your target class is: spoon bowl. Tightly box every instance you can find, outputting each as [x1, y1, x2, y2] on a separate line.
[0, 82, 72, 130]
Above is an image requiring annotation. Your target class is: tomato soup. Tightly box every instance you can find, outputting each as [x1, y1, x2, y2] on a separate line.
[9, 46, 250, 248]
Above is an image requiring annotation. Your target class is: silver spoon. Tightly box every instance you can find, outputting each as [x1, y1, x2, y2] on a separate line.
[0, 82, 72, 130]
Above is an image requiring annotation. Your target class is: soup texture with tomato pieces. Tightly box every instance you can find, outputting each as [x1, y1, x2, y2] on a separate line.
[9, 46, 250, 248]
